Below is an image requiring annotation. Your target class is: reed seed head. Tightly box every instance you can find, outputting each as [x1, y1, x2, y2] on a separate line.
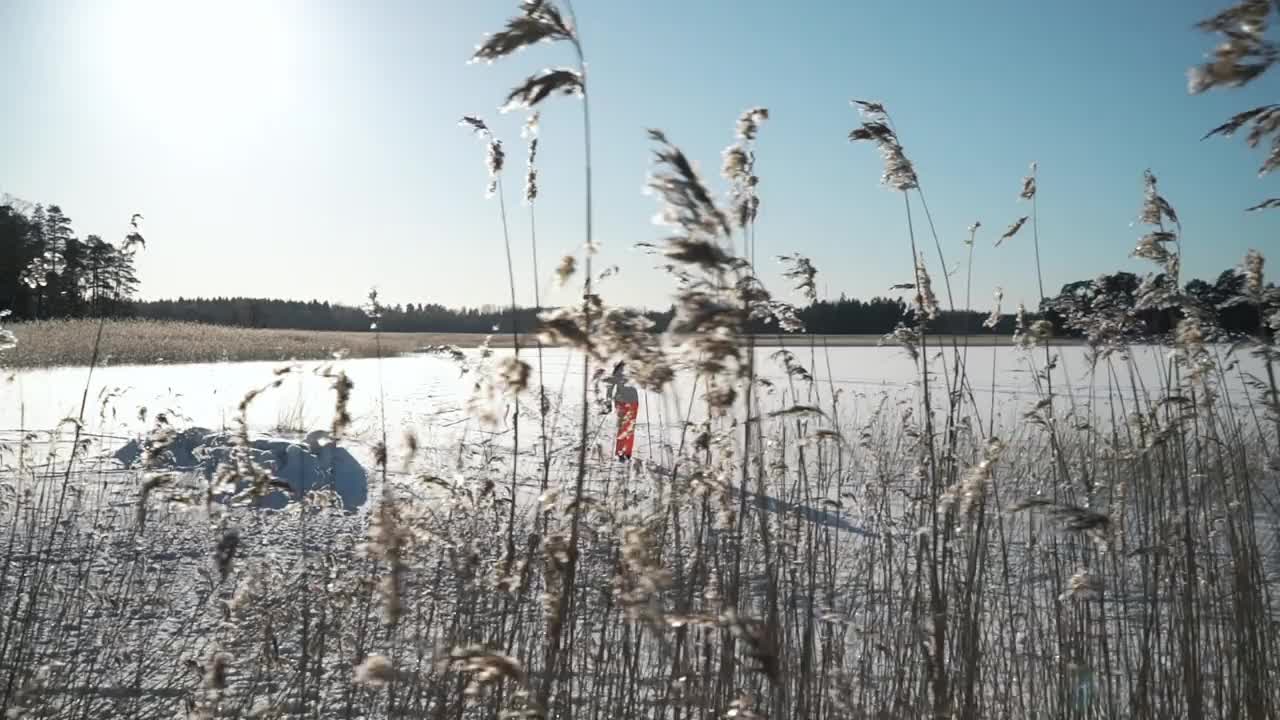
[448, 646, 528, 696]
[501, 68, 584, 113]
[995, 217, 1028, 247]
[983, 287, 1004, 329]
[779, 253, 818, 303]
[1188, 0, 1274, 94]
[486, 139, 505, 198]
[848, 101, 918, 191]
[736, 107, 769, 141]
[524, 138, 539, 205]
[882, 324, 920, 361]
[913, 253, 939, 320]
[940, 437, 1005, 520]
[1019, 163, 1037, 201]
[460, 115, 491, 136]
[554, 255, 576, 287]
[1059, 570, 1103, 602]
[1132, 232, 1177, 265]
[522, 111, 540, 139]
[965, 221, 982, 245]
[353, 654, 395, 687]
[1139, 169, 1179, 227]
[470, 1, 574, 65]
[499, 357, 532, 393]
[1243, 248, 1265, 298]
[645, 129, 732, 239]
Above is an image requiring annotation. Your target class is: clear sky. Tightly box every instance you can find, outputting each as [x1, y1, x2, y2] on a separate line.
[1, 0, 1276, 313]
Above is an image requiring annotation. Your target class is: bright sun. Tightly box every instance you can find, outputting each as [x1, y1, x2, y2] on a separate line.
[103, 0, 295, 148]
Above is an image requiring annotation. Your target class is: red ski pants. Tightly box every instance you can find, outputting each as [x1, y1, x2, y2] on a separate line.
[615, 401, 638, 459]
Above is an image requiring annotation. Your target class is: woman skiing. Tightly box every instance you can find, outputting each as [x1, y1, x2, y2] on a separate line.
[602, 362, 639, 462]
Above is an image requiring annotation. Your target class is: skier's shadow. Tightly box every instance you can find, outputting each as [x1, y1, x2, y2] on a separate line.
[734, 488, 878, 538]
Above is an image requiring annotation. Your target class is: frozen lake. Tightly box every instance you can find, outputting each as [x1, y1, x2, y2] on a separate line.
[2, 341, 1268, 455]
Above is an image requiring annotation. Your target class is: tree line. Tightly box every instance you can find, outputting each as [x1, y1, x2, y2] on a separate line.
[129, 294, 978, 335]
[1, 197, 140, 319]
[119, 295, 1082, 337]
[132, 297, 544, 333]
[127, 277, 1274, 340]
[4, 197, 1271, 340]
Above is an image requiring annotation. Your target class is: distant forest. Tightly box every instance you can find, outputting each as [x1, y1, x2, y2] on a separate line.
[2, 197, 1273, 340]
[128, 274, 1275, 340]
[130, 294, 960, 335]
[2, 198, 141, 319]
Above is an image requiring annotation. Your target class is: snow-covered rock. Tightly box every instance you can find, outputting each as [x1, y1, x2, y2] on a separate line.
[114, 428, 368, 511]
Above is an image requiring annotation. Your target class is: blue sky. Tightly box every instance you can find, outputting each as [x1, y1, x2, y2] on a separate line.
[1, 0, 1275, 313]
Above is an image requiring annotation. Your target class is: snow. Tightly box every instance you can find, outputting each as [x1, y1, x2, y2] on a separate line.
[113, 427, 368, 510]
[2, 343, 1265, 445]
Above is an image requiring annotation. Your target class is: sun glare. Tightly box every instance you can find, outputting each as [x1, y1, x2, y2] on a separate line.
[103, 0, 295, 149]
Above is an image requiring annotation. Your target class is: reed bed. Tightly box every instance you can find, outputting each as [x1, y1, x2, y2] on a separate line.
[0, 319, 518, 368]
[0, 320, 1082, 370]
